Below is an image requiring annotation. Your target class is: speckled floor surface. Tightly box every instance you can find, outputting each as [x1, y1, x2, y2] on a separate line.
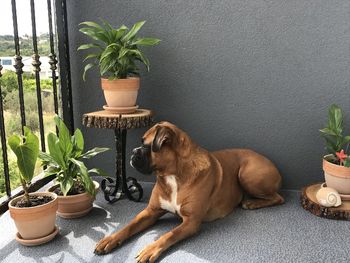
[1, 182, 350, 263]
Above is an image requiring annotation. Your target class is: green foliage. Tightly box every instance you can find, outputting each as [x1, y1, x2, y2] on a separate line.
[320, 104, 350, 155]
[0, 68, 57, 198]
[42, 93, 55, 113]
[0, 34, 50, 57]
[78, 20, 160, 80]
[1, 71, 55, 135]
[344, 159, 350, 167]
[26, 111, 40, 132]
[0, 71, 53, 101]
[0, 71, 17, 98]
[8, 127, 39, 186]
[39, 115, 109, 196]
[3, 91, 40, 135]
[5, 111, 39, 135]
[4, 89, 55, 115]
[4, 90, 38, 112]
[23, 75, 53, 92]
[0, 156, 21, 197]
[5, 115, 22, 136]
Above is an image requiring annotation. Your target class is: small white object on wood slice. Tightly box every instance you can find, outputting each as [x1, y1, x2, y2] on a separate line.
[316, 184, 342, 207]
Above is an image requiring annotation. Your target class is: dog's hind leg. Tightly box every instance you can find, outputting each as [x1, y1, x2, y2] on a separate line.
[237, 153, 284, 210]
[241, 193, 284, 210]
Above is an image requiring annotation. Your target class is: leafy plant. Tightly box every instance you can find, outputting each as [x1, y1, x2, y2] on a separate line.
[0, 33, 50, 57]
[39, 115, 109, 196]
[0, 71, 53, 100]
[78, 20, 160, 80]
[320, 104, 350, 166]
[8, 127, 39, 204]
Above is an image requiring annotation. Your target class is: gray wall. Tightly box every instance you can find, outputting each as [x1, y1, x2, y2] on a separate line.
[66, 0, 350, 190]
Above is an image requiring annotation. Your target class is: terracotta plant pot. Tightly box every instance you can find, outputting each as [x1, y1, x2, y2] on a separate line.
[323, 154, 350, 195]
[9, 192, 58, 240]
[48, 181, 99, 219]
[101, 77, 140, 107]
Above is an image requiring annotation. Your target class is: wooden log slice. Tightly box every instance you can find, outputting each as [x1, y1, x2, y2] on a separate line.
[301, 183, 350, 220]
[82, 109, 154, 129]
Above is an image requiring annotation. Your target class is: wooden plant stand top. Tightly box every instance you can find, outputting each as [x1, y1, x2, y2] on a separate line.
[301, 183, 350, 220]
[82, 109, 154, 203]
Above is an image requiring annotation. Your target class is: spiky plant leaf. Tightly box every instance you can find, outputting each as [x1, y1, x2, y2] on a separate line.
[132, 38, 161, 46]
[77, 43, 102, 51]
[83, 53, 99, 62]
[83, 63, 95, 81]
[122, 21, 146, 42]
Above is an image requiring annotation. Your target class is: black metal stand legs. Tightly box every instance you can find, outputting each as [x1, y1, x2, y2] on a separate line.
[101, 128, 143, 203]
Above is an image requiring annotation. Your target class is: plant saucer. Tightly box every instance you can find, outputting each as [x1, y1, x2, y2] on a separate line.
[103, 105, 139, 114]
[16, 225, 59, 246]
[339, 193, 350, 201]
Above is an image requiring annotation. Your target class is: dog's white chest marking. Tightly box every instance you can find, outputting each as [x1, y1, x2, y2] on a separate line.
[159, 175, 181, 215]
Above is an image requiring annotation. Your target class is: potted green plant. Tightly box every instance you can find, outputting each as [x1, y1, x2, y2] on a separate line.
[40, 116, 109, 218]
[78, 20, 160, 113]
[320, 104, 350, 196]
[8, 127, 58, 246]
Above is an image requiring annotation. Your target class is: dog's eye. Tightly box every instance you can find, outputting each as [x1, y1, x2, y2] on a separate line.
[141, 138, 145, 144]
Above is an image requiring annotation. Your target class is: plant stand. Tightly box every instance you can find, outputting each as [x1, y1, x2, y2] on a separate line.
[301, 183, 350, 220]
[82, 109, 154, 203]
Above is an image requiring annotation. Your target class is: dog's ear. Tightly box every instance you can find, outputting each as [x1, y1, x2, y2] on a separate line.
[152, 126, 174, 152]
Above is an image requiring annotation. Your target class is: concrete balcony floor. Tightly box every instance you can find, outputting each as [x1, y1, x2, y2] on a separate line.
[1, 181, 350, 263]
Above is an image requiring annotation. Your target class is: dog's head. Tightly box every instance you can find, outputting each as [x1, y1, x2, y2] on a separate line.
[130, 121, 191, 175]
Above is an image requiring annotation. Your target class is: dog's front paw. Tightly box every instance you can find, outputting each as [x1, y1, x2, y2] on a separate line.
[94, 235, 121, 255]
[135, 242, 163, 263]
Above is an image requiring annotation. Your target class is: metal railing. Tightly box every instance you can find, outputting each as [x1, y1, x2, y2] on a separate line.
[0, 0, 74, 214]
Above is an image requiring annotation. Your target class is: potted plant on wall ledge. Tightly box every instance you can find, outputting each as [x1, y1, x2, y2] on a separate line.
[8, 127, 58, 246]
[78, 20, 160, 113]
[40, 116, 109, 218]
[320, 104, 350, 199]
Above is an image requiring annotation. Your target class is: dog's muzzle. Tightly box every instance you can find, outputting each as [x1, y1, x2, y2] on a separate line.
[130, 145, 153, 174]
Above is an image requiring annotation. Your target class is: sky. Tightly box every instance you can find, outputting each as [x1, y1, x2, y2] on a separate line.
[0, 0, 51, 36]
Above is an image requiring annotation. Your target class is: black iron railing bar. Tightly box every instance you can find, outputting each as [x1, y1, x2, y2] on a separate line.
[30, 0, 46, 152]
[55, 0, 74, 133]
[0, 0, 74, 214]
[0, 61, 11, 197]
[11, 0, 26, 133]
[47, 0, 59, 118]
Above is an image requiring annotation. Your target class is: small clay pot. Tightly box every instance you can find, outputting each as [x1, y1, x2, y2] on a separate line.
[323, 154, 350, 195]
[101, 77, 139, 107]
[47, 181, 99, 219]
[9, 192, 58, 240]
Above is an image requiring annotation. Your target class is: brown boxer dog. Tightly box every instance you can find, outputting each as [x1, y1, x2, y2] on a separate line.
[95, 121, 284, 262]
